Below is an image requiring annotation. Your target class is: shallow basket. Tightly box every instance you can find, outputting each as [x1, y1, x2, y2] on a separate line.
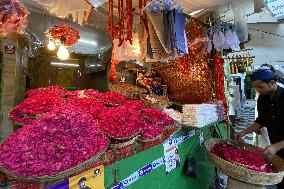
[205, 138, 284, 185]
[137, 132, 164, 143]
[0, 145, 109, 183]
[110, 136, 138, 149]
[103, 129, 141, 141]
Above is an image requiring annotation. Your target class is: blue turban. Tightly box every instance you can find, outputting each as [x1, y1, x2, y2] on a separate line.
[251, 69, 276, 81]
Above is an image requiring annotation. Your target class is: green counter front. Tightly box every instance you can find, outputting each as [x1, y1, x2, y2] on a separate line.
[0, 124, 229, 189]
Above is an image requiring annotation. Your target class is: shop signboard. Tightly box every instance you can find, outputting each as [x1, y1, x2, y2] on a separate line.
[264, 0, 284, 20]
[4, 44, 15, 54]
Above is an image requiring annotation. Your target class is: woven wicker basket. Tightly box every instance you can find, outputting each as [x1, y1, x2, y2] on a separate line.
[0, 145, 109, 182]
[110, 136, 138, 149]
[137, 132, 164, 143]
[103, 129, 141, 141]
[205, 138, 284, 185]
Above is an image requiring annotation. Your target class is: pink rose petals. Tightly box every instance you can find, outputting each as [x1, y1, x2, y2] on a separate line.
[140, 121, 164, 140]
[26, 86, 67, 97]
[99, 107, 142, 139]
[211, 142, 275, 173]
[0, 104, 109, 177]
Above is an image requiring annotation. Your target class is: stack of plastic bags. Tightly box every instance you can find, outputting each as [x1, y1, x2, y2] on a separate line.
[0, 0, 29, 37]
[182, 104, 218, 128]
[207, 100, 226, 121]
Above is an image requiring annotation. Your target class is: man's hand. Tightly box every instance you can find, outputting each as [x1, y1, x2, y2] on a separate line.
[263, 144, 279, 158]
[235, 131, 246, 142]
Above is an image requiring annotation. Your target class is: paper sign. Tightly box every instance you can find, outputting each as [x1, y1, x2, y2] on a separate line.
[69, 165, 104, 189]
[4, 44, 15, 54]
[264, 0, 284, 20]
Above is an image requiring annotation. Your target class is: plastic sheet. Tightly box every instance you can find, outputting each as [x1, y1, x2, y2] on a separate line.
[0, 0, 29, 37]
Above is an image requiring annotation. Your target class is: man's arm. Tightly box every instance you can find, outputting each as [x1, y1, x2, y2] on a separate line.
[264, 140, 284, 157]
[236, 122, 262, 140]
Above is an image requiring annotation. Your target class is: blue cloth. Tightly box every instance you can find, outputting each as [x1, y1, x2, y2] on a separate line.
[251, 69, 275, 81]
[174, 10, 187, 54]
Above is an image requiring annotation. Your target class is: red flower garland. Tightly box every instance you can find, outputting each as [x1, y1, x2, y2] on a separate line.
[47, 25, 80, 46]
[212, 52, 229, 123]
[125, 0, 133, 44]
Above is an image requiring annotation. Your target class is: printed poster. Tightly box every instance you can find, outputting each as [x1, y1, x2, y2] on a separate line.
[69, 165, 105, 189]
[163, 138, 180, 174]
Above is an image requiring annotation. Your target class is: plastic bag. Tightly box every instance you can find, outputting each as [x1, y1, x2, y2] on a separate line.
[0, 0, 29, 37]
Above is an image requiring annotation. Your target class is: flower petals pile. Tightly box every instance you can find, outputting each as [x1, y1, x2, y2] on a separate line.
[83, 89, 102, 99]
[140, 121, 164, 140]
[8, 108, 34, 125]
[67, 97, 106, 119]
[211, 142, 275, 173]
[16, 94, 65, 116]
[0, 105, 109, 177]
[142, 108, 171, 125]
[99, 107, 142, 139]
[26, 86, 68, 97]
[100, 91, 127, 106]
[123, 100, 145, 111]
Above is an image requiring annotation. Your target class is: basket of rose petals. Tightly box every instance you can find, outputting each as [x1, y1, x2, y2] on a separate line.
[0, 105, 110, 182]
[26, 86, 68, 97]
[141, 108, 170, 125]
[98, 107, 142, 140]
[100, 91, 127, 106]
[205, 138, 284, 185]
[137, 121, 164, 143]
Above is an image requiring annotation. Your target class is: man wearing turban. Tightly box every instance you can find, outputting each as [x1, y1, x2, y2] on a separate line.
[237, 66, 284, 188]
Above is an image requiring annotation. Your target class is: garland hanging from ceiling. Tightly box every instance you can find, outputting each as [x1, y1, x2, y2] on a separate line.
[108, 0, 134, 46]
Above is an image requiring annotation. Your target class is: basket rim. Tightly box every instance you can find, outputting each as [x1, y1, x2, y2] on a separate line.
[0, 144, 109, 182]
[103, 128, 141, 140]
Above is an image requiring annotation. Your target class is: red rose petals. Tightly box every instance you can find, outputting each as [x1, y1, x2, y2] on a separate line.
[142, 108, 170, 125]
[16, 94, 65, 116]
[67, 97, 106, 119]
[26, 86, 67, 97]
[211, 142, 275, 173]
[99, 107, 142, 139]
[100, 91, 127, 106]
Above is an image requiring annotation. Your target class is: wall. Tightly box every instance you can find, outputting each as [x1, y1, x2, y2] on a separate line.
[247, 23, 284, 65]
[0, 36, 28, 141]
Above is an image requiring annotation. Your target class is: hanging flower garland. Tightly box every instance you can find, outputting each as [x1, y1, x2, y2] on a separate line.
[125, 0, 133, 44]
[47, 24, 80, 46]
[212, 52, 229, 123]
[108, 0, 134, 45]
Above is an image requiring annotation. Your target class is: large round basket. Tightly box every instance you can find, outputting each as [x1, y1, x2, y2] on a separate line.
[205, 138, 284, 185]
[103, 129, 141, 141]
[0, 145, 109, 182]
